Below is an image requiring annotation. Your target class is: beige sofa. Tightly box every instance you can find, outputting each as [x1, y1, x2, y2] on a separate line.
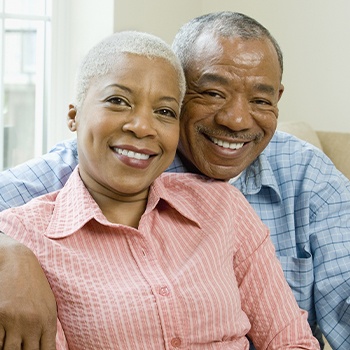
[277, 121, 350, 180]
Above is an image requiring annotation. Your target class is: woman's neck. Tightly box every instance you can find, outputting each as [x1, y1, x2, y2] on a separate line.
[88, 189, 149, 228]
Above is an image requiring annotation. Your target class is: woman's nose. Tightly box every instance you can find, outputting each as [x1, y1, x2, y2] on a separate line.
[122, 110, 157, 138]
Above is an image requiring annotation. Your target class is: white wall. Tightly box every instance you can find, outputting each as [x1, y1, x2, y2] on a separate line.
[49, 0, 115, 148]
[50, 0, 350, 148]
[114, 0, 350, 133]
[113, 0, 199, 44]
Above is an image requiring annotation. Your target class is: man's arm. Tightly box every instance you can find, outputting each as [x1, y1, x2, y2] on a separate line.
[0, 233, 57, 349]
[0, 139, 77, 348]
[311, 174, 350, 349]
[0, 138, 78, 211]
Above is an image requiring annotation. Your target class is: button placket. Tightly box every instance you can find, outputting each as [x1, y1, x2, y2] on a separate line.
[128, 234, 184, 347]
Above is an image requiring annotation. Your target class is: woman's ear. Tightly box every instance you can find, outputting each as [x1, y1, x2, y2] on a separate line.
[67, 104, 77, 131]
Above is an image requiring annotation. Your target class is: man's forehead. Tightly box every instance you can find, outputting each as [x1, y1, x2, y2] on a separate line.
[190, 33, 281, 80]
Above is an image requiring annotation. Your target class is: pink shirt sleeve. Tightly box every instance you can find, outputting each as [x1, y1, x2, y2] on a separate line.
[235, 232, 319, 348]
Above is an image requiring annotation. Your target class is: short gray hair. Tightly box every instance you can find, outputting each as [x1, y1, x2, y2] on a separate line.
[75, 31, 186, 108]
[172, 11, 283, 78]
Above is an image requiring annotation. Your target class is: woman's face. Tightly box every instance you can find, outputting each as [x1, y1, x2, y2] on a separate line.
[69, 53, 181, 202]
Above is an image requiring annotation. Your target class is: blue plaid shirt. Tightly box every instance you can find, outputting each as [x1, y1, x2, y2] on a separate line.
[1, 131, 350, 349]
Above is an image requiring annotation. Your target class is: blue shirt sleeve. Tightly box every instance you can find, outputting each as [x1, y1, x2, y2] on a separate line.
[0, 138, 78, 211]
[310, 169, 350, 350]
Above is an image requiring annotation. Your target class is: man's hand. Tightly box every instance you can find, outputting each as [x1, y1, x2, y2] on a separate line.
[0, 234, 57, 349]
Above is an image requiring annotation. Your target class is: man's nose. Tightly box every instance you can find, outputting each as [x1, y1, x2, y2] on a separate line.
[214, 96, 254, 131]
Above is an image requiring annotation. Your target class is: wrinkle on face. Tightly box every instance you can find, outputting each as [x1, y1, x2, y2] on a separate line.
[178, 33, 283, 180]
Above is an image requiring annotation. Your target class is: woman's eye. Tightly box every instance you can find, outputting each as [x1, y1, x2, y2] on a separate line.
[107, 97, 129, 106]
[156, 108, 177, 118]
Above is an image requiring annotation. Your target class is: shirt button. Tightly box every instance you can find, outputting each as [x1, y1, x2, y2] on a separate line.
[170, 337, 182, 347]
[158, 286, 170, 296]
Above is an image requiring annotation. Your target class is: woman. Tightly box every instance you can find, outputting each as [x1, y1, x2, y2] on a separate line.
[0, 31, 319, 349]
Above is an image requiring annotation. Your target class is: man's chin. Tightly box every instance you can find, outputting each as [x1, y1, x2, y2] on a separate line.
[198, 163, 244, 181]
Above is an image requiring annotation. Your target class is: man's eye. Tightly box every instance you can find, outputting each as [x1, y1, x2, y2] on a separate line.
[156, 108, 177, 118]
[204, 91, 223, 98]
[253, 99, 271, 105]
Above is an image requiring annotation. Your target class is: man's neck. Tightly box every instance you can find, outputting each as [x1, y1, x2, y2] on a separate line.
[176, 150, 203, 175]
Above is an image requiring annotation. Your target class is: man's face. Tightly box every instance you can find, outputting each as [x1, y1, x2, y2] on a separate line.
[179, 33, 284, 180]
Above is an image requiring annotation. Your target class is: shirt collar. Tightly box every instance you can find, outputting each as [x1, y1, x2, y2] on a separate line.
[169, 150, 282, 201]
[45, 167, 116, 239]
[144, 173, 202, 228]
[45, 168, 200, 239]
[233, 151, 282, 201]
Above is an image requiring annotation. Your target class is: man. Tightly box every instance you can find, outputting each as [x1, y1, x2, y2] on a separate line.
[1, 11, 349, 350]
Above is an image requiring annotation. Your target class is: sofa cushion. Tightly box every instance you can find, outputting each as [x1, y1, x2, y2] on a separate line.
[277, 121, 350, 180]
[277, 121, 323, 150]
[317, 131, 350, 180]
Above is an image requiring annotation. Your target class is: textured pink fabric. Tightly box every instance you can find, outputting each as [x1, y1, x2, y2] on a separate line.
[0, 168, 319, 349]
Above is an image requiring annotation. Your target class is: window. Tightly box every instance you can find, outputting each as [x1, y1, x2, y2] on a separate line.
[0, 0, 51, 170]
[0, 0, 114, 170]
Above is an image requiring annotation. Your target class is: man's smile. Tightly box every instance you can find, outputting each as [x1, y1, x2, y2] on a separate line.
[209, 137, 244, 150]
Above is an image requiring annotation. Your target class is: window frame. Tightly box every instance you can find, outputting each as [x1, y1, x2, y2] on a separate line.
[0, 0, 51, 170]
[0, 0, 115, 170]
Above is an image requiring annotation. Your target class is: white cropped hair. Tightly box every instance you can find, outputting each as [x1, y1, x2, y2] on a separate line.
[75, 31, 186, 108]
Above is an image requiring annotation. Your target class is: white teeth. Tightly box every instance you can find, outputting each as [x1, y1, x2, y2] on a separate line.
[115, 148, 150, 160]
[210, 137, 244, 150]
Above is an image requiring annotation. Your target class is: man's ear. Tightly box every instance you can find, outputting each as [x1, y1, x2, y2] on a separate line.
[67, 104, 77, 131]
[278, 84, 284, 102]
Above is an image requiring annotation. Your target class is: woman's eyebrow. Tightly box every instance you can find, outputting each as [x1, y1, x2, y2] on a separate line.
[105, 83, 132, 93]
[105, 84, 179, 104]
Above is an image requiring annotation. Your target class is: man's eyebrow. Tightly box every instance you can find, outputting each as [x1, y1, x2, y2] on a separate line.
[197, 75, 276, 96]
[197, 73, 230, 87]
[253, 83, 276, 95]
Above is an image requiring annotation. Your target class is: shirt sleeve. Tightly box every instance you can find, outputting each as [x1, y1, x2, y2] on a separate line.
[309, 170, 350, 349]
[0, 138, 78, 211]
[232, 202, 320, 349]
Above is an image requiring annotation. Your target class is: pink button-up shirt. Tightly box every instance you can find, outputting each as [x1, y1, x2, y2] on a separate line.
[0, 168, 319, 349]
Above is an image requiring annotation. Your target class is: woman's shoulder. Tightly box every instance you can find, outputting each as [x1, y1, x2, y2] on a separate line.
[157, 172, 245, 205]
